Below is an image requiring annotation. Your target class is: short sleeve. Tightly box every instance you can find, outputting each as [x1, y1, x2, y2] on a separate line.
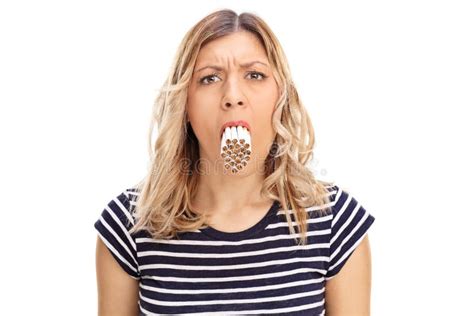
[325, 184, 375, 280]
[94, 189, 140, 279]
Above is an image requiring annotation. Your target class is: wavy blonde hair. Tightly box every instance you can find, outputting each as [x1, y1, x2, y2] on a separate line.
[129, 9, 335, 246]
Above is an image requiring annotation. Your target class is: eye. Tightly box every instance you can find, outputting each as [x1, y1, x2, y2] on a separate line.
[199, 73, 221, 85]
[199, 71, 268, 85]
[246, 71, 267, 80]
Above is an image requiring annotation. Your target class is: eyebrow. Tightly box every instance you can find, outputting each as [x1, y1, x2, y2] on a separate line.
[194, 61, 269, 74]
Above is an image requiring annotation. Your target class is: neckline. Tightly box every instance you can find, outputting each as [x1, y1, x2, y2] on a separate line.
[198, 200, 280, 241]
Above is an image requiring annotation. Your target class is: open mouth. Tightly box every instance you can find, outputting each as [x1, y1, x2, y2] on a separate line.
[220, 120, 251, 137]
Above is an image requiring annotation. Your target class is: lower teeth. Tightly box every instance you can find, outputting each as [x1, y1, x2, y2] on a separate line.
[220, 126, 251, 174]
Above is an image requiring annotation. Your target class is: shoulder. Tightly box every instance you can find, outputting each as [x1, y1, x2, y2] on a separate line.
[323, 181, 364, 216]
[95, 186, 142, 236]
[93, 186, 143, 279]
[114, 187, 140, 226]
[323, 180, 376, 279]
[122, 186, 141, 213]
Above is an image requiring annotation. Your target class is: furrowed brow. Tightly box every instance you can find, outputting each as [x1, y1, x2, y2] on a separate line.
[194, 60, 269, 73]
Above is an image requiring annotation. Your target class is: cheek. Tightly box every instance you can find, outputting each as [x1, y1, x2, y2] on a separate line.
[251, 85, 279, 152]
[187, 92, 218, 144]
[255, 84, 279, 125]
[187, 85, 218, 117]
[252, 105, 277, 153]
[188, 111, 212, 142]
[254, 80, 279, 115]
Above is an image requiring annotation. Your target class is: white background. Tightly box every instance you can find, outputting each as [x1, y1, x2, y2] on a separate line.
[0, 0, 473, 315]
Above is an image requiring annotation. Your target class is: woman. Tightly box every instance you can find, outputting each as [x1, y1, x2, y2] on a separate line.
[94, 9, 375, 316]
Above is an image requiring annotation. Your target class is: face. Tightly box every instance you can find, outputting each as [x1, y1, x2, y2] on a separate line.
[186, 31, 280, 176]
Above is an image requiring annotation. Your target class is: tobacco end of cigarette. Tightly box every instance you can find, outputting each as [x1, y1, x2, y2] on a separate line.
[220, 127, 252, 174]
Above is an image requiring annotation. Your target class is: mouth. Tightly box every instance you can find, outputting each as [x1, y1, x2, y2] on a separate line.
[219, 120, 252, 174]
[220, 120, 251, 137]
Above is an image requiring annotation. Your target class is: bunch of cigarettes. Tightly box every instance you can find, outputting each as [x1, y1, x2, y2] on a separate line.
[220, 126, 252, 174]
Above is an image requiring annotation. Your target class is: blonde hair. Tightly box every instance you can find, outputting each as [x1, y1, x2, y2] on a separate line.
[129, 8, 334, 246]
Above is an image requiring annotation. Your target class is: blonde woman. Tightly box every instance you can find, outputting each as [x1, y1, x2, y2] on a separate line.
[94, 9, 375, 316]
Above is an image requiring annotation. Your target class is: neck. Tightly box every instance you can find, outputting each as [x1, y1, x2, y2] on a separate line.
[191, 168, 270, 216]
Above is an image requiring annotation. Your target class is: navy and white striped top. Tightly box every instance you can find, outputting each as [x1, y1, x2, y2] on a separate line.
[94, 183, 375, 315]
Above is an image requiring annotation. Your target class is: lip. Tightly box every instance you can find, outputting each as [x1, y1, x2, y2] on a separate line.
[220, 120, 251, 136]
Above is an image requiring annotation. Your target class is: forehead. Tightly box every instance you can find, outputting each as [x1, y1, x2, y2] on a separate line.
[195, 31, 268, 64]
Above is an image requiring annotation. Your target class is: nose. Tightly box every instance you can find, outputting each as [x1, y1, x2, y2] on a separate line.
[224, 100, 243, 108]
[221, 76, 246, 109]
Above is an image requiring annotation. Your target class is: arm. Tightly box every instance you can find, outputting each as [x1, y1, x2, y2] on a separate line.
[95, 236, 140, 316]
[325, 234, 372, 316]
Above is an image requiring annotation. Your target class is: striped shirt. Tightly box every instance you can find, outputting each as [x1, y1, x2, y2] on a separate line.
[94, 183, 375, 315]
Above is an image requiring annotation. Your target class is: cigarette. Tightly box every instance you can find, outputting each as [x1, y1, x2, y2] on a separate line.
[231, 126, 238, 143]
[225, 127, 232, 145]
[220, 125, 252, 174]
[237, 126, 245, 144]
[221, 132, 227, 151]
